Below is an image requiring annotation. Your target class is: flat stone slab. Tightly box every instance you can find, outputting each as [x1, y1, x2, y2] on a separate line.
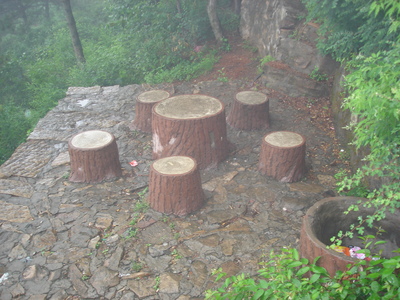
[0, 201, 33, 223]
[0, 140, 52, 178]
[0, 179, 34, 198]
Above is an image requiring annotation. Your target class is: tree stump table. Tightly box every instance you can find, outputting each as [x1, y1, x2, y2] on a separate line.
[68, 130, 122, 183]
[152, 94, 229, 169]
[148, 156, 204, 216]
[258, 131, 306, 183]
[226, 91, 269, 130]
[130, 90, 170, 133]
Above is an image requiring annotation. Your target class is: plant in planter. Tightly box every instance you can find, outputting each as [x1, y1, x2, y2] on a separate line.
[205, 247, 400, 299]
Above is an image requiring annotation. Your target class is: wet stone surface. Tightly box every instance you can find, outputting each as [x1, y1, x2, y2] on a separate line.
[0, 80, 340, 299]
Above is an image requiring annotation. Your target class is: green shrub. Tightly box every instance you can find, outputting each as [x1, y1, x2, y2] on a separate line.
[206, 247, 400, 299]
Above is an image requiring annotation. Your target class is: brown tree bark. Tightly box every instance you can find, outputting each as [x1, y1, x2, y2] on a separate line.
[130, 90, 170, 133]
[176, 0, 182, 14]
[60, 0, 85, 64]
[227, 91, 269, 130]
[207, 0, 224, 44]
[232, 0, 241, 15]
[148, 156, 204, 216]
[258, 131, 306, 182]
[152, 95, 230, 169]
[68, 130, 121, 183]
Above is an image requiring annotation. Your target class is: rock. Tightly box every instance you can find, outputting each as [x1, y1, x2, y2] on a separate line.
[10, 283, 25, 298]
[287, 182, 325, 194]
[69, 264, 88, 296]
[0, 201, 33, 223]
[220, 239, 236, 256]
[90, 266, 119, 295]
[32, 230, 57, 249]
[9, 244, 27, 261]
[126, 276, 157, 298]
[104, 246, 124, 271]
[22, 265, 38, 280]
[0, 179, 34, 198]
[159, 273, 181, 294]
[95, 214, 113, 229]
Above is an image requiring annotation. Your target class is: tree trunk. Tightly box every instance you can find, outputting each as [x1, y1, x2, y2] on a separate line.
[16, 0, 28, 29]
[232, 0, 241, 15]
[68, 130, 121, 183]
[207, 0, 224, 44]
[258, 131, 306, 182]
[130, 90, 170, 133]
[148, 156, 204, 216]
[227, 91, 269, 130]
[44, 0, 50, 21]
[60, 0, 85, 64]
[176, 0, 182, 14]
[152, 94, 230, 169]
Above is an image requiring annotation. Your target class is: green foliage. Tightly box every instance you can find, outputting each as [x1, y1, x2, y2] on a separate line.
[303, 0, 400, 234]
[206, 247, 400, 299]
[301, 0, 399, 60]
[258, 55, 275, 73]
[0, 0, 224, 164]
[309, 66, 328, 81]
[337, 43, 400, 228]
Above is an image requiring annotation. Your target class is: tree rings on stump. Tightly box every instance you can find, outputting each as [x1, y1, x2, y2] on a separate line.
[130, 90, 170, 133]
[68, 130, 122, 183]
[258, 131, 306, 183]
[148, 156, 204, 216]
[227, 91, 269, 130]
[152, 94, 229, 169]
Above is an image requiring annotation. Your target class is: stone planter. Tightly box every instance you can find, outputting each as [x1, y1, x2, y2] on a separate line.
[300, 197, 400, 276]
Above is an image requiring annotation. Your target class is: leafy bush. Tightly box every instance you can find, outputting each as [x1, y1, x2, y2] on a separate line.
[206, 247, 400, 299]
[301, 0, 398, 60]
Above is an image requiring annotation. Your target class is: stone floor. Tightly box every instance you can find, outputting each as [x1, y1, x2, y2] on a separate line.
[0, 80, 340, 299]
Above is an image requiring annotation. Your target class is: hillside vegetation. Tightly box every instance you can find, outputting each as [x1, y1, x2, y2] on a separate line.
[0, 0, 238, 164]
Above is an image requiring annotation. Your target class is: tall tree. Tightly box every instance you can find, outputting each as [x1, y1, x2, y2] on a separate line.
[207, 0, 224, 44]
[60, 0, 85, 63]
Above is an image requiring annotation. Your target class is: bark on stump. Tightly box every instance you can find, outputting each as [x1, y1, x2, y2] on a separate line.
[258, 131, 306, 183]
[68, 130, 122, 183]
[148, 156, 204, 216]
[152, 94, 229, 169]
[130, 90, 170, 133]
[227, 91, 269, 130]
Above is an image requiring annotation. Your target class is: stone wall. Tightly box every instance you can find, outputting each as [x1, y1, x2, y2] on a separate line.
[239, 0, 374, 179]
[240, 0, 338, 97]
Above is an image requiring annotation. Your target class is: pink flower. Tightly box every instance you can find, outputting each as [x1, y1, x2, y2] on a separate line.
[129, 160, 138, 167]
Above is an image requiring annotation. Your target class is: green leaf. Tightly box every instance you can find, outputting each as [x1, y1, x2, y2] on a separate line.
[309, 273, 320, 283]
[296, 266, 311, 277]
[252, 289, 265, 300]
[287, 261, 303, 268]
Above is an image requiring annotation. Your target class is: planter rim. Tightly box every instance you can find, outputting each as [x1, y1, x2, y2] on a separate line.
[303, 196, 368, 263]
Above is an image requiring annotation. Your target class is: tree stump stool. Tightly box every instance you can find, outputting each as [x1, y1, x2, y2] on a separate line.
[68, 130, 122, 183]
[258, 131, 306, 183]
[227, 91, 269, 130]
[130, 90, 170, 133]
[148, 156, 204, 216]
[152, 94, 229, 169]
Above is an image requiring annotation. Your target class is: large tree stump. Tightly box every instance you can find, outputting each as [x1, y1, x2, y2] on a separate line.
[258, 131, 306, 183]
[68, 130, 122, 183]
[227, 91, 269, 130]
[152, 94, 229, 169]
[130, 90, 170, 133]
[148, 156, 204, 216]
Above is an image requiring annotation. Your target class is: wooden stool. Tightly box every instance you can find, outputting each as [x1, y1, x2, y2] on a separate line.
[68, 130, 122, 183]
[130, 90, 170, 133]
[148, 156, 204, 216]
[227, 91, 269, 130]
[258, 131, 306, 183]
[152, 94, 229, 169]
